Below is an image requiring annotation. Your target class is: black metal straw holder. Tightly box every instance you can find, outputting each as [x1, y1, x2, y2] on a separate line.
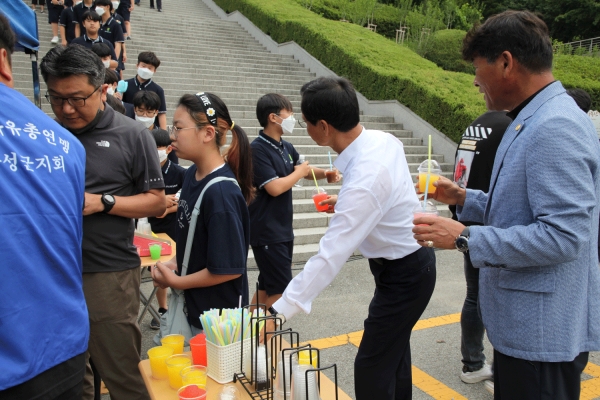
[304, 363, 339, 400]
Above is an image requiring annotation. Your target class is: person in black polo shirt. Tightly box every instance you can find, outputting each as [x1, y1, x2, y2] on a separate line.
[147, 128, 186, 329]
[104, 68, 135, 118]
[70, 11, 118, 69]
[95, 0, 124, 65]
[73, 0, 95, 37]
[249, 93, 338, 309]
[59, 5, 78, 45]
[122, 51, 167, 129]
[115, 0, 133, 40]
[45, 0, 64, 44]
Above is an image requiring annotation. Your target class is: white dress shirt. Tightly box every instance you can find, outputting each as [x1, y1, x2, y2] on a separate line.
[273, 128, 422, 319]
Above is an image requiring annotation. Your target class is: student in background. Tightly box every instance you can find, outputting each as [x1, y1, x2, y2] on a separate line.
[91, 42, 116, 71]
[122, 51, 167, 129]
[115, 0, 133, 40]
[70, 11, 118, 69]
[73, 0, 95, 37]
[46, 0, 64, 44]
[249, 93, 337, 309]
[147, 128, 186, 330]
[132, 90, 177, 163]
[103, 68, 135, 119]
[59, 4, 78, 45]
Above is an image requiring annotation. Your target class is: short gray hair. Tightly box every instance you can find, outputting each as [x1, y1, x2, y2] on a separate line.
[40, 44, 105, 88]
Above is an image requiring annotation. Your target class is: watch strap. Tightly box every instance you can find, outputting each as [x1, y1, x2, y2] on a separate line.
[101, 193, 115, 213]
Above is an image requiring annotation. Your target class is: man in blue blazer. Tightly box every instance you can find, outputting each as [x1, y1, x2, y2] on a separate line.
[413, 10, 600, 399]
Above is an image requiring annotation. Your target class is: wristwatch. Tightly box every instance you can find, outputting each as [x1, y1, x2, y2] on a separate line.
[101, 193, 116, 213]
[268, 306, 286, 326]
[455, 227, 470, 253]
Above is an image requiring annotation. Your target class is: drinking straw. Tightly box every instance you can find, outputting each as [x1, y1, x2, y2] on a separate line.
[422, 135, 432, 208]
[238, 295, 242, 308]
[328, 151, 333, 170]
[311, 169, 319, 190]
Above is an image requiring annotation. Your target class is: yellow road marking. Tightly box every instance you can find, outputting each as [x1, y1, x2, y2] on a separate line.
[412, 365, 468, 400]
[303, 313, 462, 350]
[581, 362, 600, 399]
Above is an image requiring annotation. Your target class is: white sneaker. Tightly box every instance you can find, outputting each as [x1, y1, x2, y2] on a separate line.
[460, 363, 493, 383]
[484, 380, 494, 394]
[50, 36, 59, 44]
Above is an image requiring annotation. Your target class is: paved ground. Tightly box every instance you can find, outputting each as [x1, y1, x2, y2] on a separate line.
[132, 249, 600, 400]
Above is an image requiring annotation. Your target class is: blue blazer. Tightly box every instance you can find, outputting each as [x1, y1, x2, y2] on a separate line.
[458, 81, 600, 362]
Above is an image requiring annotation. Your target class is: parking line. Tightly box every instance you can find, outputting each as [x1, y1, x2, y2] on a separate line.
[412, 365, 468, 400]
[581, 362, 600, 399]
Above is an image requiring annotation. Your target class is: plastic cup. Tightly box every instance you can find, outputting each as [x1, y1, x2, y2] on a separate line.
[417, 160, 442, 194]
[312, 188, 329, 212]
[147, 346, 174, 380]
[166, 354, 192, 390]
[325, 168, 338, 183]
[149, 243, 162, 260]
[297, 349, 318, 368]
[219, 384, 241, 400]
[413, 202, 439, 226]
[180, 365, 207, 387]
[189, 333, 207, 366]
[161, 334, 185, 354]
[177, 384, 207, 400]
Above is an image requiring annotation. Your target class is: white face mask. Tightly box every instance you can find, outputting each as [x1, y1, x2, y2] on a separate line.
[157, 149, 168, 163]
[278, 115, 296, 135]
[137, 67, 154, 80]
[106, 87, 115, 96]
[112, 1, 120, 9]
[95, 6, 105, 16]
[102, 60, 111, 68]
[136, 115, 155, 128]
[75, 1, 82, 4]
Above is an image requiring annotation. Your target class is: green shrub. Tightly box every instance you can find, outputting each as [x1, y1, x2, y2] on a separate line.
[215, 0, 485, 142]
[424, 29, 474, 73]
[554, 54, 600, 110]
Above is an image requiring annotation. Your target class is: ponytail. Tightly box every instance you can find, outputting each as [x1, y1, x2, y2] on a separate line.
[225, 124, 255, 205]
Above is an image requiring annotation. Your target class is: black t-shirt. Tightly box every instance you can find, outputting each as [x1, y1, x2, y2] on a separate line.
[70, 35, 117, 60]
[112, 12, 127, 35]
[73, 1, 95, 31]
[248, 131, 299, 246]
[99, 16, 125, 47]
[76, 104, 164, 272]
[122, 77, 167, 115]
[149, 160, 186, 240]
[58, 7, 77, 44]
[176, 164, 250, 329]
[450, 111, 512, 224]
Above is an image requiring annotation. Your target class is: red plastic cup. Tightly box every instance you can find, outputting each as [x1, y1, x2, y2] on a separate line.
[178, 385, 206, 400]
[312, 188, 329, 212]
[189, 333, 207, 366]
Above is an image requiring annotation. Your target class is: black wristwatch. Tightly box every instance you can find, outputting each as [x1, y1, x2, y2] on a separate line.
[268, 306, 286, 325]
[455, 226, 470, 253]
[101, 193, 116, 213]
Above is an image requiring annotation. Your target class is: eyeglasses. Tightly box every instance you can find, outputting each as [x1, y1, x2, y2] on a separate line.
[167, 125, 198, 140]
[135, 108, 158, 117]
[45, 86, 101, 107]
[298, 116, 307, 128]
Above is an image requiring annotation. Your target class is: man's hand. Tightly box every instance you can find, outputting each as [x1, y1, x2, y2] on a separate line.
[319, 195, 337, 213]
[416, 176, 466, 206]
[122, 52, 127, 62]
[294, 161, 311, 179]
[151, 260, 177, 289]
[412, 215, 465, 249]
[83, 193, 104, 216]
[113, 92, 123, 100]
[128, 3, 134, 11]
[165, 194, 178, 208]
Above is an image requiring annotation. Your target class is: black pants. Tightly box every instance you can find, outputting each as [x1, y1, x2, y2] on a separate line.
[494, 349, 588, 400]
[149, 0, 161, 9]
[355, 247, 436, 400]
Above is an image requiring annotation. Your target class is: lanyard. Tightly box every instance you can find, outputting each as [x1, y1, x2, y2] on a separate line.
[258, 134, 293, 166]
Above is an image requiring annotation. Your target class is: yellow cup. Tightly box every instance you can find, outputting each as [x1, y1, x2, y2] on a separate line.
[418, 172, 440, 194]
[298, 349, 319, 368]
[161, 334, 185, 355]
[166, 354, 192, 390]
[147, 346, 175, 380]
[180, 365, 207, 387]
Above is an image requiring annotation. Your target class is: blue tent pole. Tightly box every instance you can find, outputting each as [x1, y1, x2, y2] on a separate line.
[31, 51, 41, 109]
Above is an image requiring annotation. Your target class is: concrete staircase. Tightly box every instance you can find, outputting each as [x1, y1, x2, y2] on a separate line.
[11, 0, 452, 266]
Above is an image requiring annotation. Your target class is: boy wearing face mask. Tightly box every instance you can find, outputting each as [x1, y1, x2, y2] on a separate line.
[95, 0, 124, 65]
[147, 128, 186, 329]
[122, 51, 167, 129]
[132, 90, 177, 163]
[104, 68, 135, 119]
[91, 42, 116, 71]
[248, 93, 336, 309]
[70, 11, 118, 69]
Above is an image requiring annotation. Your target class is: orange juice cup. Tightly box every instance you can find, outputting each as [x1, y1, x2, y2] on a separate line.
[147, 346, 174, 380]
[166, 354, 192, 390]
[178, 385, 207, 400]
[161, 334, 185, 354]
[180, 365, 207, 387]
[298, 349, 319, 368]
[189, 334, 207, 366]
[325, 168, 338, 183]
[312, 188, 329, 212]
[417, 160, 442, 194]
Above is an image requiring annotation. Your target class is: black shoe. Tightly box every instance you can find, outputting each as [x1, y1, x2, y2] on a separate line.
[150, 6, 155, 9]
[157, 9, 161, 12]
[149, 307, 168, 330]
[126, 36, 132, 40]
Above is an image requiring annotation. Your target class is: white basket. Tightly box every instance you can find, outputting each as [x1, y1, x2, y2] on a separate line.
[206, 337, 252, 384]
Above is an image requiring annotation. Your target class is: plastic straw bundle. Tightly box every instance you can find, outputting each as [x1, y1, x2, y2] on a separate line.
[199, 308, 265, 346]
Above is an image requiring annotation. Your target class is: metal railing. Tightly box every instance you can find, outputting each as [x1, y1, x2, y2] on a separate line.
[553, 37, 600, 56]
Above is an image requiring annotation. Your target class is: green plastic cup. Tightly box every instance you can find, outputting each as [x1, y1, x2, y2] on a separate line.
[149, 243, 162, 260]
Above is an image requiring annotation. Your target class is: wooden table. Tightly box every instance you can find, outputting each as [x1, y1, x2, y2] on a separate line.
[139, 351, 351, 400]
[138, 233, 176, 323]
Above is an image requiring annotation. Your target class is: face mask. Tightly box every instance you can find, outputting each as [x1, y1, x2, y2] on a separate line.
[95, 6, 105, 16]
[157, 149, 168, 163]
[137, 67, 154, 80]
[112, 1, 120, 9]
[102, 60, 111, 68]
[278, 115, 296, 135]
[136, 115, 155, 128]
[106, 87, 115, 96]
[75, 1, 82, 4]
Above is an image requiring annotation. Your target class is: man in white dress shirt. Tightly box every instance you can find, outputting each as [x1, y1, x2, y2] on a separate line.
[269, 77, 437, 400]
